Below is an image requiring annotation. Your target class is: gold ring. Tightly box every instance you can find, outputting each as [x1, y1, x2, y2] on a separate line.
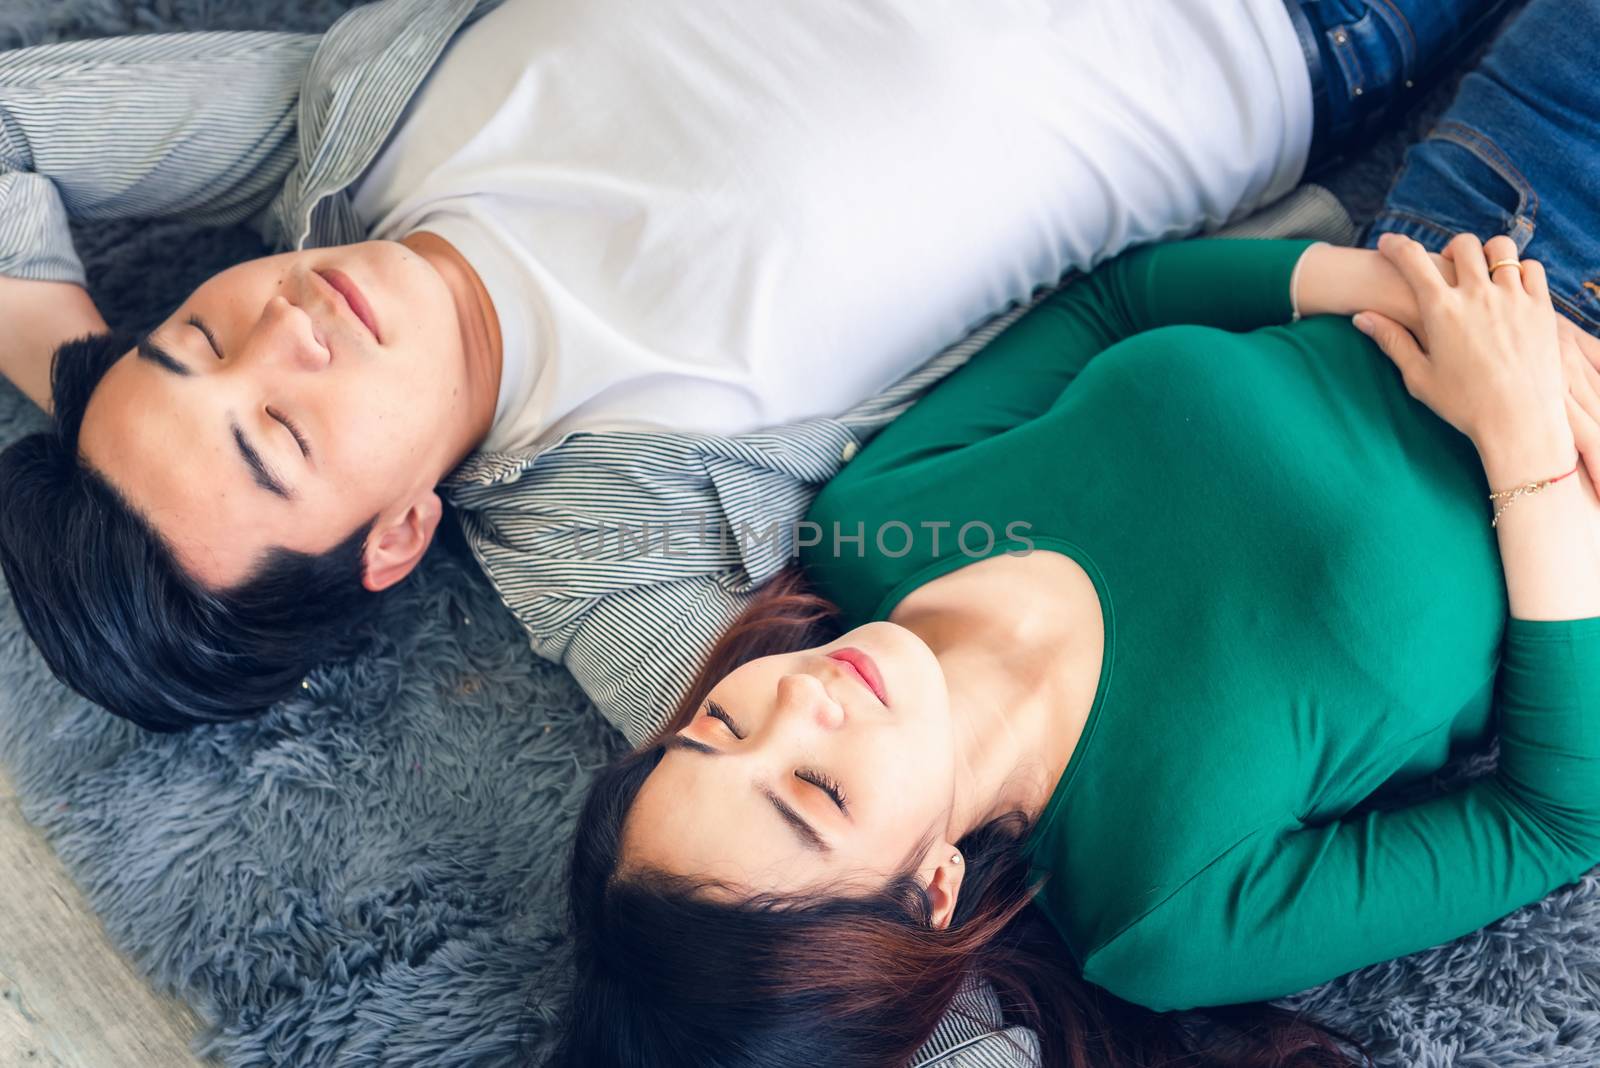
[1488, 258, 1522, 274]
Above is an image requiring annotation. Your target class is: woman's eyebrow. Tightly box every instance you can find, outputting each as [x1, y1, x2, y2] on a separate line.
[662, 735, 831, 853]
[760, 785, 830, 854]
[664, 735, 720, 756]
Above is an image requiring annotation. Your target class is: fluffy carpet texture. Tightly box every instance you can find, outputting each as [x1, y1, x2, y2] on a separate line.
[5, 2, 1599, 1066]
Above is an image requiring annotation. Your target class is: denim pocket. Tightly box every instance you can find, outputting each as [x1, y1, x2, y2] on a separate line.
[1370, 120, 1537, 252]
[1323, 2, 1417, 102]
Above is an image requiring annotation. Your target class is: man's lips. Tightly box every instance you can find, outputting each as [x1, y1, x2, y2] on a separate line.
[316, 268, 381, 342]
[827, 647, 888, 706]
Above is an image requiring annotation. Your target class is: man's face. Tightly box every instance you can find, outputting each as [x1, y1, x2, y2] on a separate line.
[78, 239, 476, 590]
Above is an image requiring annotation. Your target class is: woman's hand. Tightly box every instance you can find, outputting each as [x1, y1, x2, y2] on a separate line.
[1555, 315, 1600, 487]
[1352, 232, 1576, 485]
[1306, 235, 1600, 484]
[1292, 241, 1454, 346]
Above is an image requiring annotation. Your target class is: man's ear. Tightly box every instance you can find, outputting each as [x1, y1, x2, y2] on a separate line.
[922, 843, 967, 931]
[361, 490, 443, 592]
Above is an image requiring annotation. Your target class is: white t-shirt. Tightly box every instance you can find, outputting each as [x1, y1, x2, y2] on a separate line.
[350, 0, 1311, 453]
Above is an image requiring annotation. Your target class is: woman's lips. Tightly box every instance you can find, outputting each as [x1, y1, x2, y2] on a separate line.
[827, 647, 888, 706]
[316, 268, 381, 342]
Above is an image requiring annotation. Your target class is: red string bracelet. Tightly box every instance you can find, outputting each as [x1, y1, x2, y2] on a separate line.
[1488, 455, 1581, 528]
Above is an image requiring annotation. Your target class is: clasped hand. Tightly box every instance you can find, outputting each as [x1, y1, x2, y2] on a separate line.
[1354, 231, 1599, 481]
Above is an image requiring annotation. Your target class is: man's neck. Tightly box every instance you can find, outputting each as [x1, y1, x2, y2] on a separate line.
[400, 229, 504, 468]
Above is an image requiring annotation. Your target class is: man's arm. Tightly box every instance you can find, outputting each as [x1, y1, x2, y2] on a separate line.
[0, 30, 317, 407]
[0, 276, 107, 411]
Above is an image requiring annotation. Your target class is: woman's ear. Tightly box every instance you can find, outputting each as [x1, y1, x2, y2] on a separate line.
[361, 490, 444, 592]
[923, 843, 966, 930]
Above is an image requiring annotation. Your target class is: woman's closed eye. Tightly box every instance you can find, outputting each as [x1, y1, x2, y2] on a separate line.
[702, 703, 849, 815]
[706, 700, 743, 738]
[797, 768, 849, 816]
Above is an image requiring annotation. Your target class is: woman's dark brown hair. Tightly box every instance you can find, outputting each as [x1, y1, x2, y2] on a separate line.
[553, 565, 1374, 1068]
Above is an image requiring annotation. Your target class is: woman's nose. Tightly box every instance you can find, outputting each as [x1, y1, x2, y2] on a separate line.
[775, 672, 846, 732]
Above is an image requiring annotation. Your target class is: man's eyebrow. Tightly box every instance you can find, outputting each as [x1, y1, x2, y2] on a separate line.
[662, 735, 831, 854]
[136, 333, 290, 500]
[231, 422, 292, 500]
[135, 333, 191, 377]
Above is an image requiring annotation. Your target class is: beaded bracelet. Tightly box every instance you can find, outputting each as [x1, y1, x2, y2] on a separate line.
[1488, 456, 1581, 528]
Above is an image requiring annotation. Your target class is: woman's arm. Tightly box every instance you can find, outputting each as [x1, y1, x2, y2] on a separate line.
[1292, 242, 1456, 332]
[1294, 241, 1600, 365]
[1298, 239, 1600, 489]
[1088, 234, 1600, 1011]
[1481, 415, 1600, 620]
[1357, 231, 1600, 622]
[1082, 604, 1600, 1011]
[1081, 233, 1600, 1014]
[826, 238, 1322, 479]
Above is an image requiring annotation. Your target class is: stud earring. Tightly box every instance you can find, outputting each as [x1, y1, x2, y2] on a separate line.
[950, 853, 962, 866]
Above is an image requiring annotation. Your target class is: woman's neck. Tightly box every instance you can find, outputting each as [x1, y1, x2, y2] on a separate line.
[890, 553, 1106, 842]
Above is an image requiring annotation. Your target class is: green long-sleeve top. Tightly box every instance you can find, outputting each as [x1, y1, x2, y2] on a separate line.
[798, 237, 1600, 1012]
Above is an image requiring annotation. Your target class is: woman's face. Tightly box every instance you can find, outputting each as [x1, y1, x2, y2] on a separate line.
[623, 621, 963, 895]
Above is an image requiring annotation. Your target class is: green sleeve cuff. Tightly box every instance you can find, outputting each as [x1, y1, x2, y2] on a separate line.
[1113, 237, 1321, 332]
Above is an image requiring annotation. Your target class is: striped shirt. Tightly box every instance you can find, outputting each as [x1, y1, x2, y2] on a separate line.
[0, 2, 1353, 1062]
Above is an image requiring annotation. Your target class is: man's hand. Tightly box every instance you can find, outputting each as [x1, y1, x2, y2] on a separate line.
[0, 276, 110, 412]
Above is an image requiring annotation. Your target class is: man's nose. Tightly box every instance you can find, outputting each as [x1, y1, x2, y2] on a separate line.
[774, 672, 846, 732]
[259, 294, 332, 372]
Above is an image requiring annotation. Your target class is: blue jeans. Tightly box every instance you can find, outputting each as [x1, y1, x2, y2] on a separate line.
[1365, 0, 1600, 335]
[1285, 0, 1518, 169]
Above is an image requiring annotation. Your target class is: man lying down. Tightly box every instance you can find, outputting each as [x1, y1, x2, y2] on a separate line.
[0, 0, 1424, 739]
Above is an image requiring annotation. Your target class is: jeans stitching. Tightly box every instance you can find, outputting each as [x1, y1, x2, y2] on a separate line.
[1370, 209, 1458, 246]
[1430, 120, 1540, 226]
[1554, 292, 1600, 334]
[1372, 0, 1418, 76]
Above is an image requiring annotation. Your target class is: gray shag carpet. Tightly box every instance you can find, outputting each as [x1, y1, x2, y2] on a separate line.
[5, 2, 1599, 1066]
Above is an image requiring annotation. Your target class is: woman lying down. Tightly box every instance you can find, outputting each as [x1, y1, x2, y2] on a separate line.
[552, 4, 1600, 1064]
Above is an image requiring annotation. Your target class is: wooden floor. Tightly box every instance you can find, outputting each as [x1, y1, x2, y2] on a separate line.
[0, 763, 211, 1068]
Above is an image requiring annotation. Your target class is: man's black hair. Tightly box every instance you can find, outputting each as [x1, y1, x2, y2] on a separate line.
[0, 330, 380, 731]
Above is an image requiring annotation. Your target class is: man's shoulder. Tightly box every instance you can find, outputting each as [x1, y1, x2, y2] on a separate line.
[312, 0, 507, 75]
[269, 0, 508, 251]
[442, 317, 1011, 502]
